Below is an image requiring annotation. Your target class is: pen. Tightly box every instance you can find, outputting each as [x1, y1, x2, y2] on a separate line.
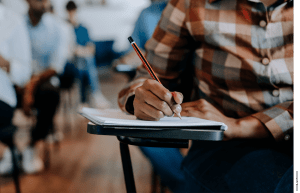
[128, 36, 182, 119]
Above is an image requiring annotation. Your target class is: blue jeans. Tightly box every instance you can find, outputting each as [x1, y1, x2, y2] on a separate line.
[139, 147, 186, 193]
[76, 56, 101, 103]
[182, 139, 293, 193]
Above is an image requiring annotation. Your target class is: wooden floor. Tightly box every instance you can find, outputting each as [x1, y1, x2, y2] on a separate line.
[0, 70, 153, 193]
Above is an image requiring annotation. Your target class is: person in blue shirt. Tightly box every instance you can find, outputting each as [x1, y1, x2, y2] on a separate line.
[131, 1, 168, 50]
[66, 1, 110, 109]
[113, 0, 171, 75]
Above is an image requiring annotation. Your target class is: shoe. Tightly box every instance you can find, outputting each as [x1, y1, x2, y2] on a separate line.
[0, 148, 13, 175]
[90, 92, 111, 109]
[22, 146, 44, 174]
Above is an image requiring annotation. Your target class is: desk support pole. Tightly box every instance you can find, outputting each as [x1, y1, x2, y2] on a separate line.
[119, 142, 137, 193]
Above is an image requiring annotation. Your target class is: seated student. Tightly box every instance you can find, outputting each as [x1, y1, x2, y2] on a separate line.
[66, 1, 110, 109]
[118, 0, 293, 192]
[114, 0, 169, 72]
[0, 3, 32, 175]
[48, 4, 77, 91]
[20, 0, 68, 174]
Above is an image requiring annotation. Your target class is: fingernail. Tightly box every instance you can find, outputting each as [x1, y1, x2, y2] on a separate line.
[175, 105, 182, 112]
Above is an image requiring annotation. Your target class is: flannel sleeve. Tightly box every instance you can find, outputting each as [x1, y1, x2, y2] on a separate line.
[118, 0, 193, 114]
[251, 101, 293, 141]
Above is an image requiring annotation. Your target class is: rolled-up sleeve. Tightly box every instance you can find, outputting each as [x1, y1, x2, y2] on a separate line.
[118, 0, 193, 114]
[252, 101, 293, 141]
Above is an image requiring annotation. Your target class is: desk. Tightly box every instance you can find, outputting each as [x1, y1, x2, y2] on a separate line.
[87, 122, 224, 193]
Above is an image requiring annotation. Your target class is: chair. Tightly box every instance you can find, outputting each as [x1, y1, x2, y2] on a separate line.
[114, 64, 137, 81]
[0, 125, 21, 193]
[59, 61, 79, 134]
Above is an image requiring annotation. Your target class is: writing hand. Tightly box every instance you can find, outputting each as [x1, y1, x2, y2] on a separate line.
[134, 79, 183, 121]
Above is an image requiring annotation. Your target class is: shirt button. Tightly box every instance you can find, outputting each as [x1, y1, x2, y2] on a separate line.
[284, 134, 290, 141]
[262, 58, 270, 65]
[272, 89, 280, 97]
[259, 20, 267, 27]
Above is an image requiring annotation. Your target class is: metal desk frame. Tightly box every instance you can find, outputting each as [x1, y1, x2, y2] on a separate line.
[87, 123, 224, 193]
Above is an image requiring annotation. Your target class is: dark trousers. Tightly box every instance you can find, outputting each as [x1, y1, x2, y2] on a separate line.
[17, 81, 60, 144]
[59, 61, 77, 90]
[0, 100, 15, 146]
[31, 81, 60, 143]
[182, 139, 293, 193]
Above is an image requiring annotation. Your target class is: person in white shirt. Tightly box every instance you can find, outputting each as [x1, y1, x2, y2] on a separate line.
[20, 0, 68, 174]
[0, 3, 32, 175]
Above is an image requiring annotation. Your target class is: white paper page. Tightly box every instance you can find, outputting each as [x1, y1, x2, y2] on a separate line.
[81, 108, 227, 130]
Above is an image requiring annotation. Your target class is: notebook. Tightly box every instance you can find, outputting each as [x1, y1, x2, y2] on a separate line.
[80, 108, 227, 130]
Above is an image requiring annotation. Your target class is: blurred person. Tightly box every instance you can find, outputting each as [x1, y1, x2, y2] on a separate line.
[114, 0, 169, 68]
[116, 1, 187, 192]
[66, 0, 111, 109]
[20, 0, 68, 174]
[48, 4, 78, 91]
[1, 0, 29, 15]
[0, 3, 32, 175]
[118, 0, 293, 192]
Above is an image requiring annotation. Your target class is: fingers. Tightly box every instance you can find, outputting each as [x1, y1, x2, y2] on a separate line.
[181, 99, 210, 109]
[172, 92, 183, 105]
[134, 79, 186, 120]
[133, 99, 164, 121]
[136, 110, 159, 121]
[181, 106, 205, 118]
[143, 90, 174, 116]
[181, 106, 194, 117]
[143, 79, 173, 106]
[135, 86, 174, 116]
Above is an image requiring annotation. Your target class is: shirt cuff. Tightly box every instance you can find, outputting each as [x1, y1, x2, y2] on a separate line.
[251, 101, 293, 141]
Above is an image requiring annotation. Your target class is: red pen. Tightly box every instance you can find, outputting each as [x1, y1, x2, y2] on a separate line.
[128, 36, 182, 119]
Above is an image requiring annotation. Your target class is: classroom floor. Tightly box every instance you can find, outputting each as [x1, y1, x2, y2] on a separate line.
[0, 70, 154, 193]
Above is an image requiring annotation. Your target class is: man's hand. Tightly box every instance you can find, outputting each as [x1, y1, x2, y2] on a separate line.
[181, 99, 272, 140]
[22, 76, 39, 116]
[0, 55, 10, 73]
[133, 79, 183, 121]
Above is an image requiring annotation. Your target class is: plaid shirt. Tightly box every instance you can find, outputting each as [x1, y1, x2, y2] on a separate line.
[118, 0, 293, 141]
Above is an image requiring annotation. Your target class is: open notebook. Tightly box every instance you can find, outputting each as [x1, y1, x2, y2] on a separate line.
[80, 108, 228, 130]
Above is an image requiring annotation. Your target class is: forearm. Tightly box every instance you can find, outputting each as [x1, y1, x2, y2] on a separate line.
[37, 68, 57, 84]
[234, 116, 272, 139]
[25, 68, 57, 91]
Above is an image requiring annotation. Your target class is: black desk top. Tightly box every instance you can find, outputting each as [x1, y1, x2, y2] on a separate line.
[87, 122, 224, 141]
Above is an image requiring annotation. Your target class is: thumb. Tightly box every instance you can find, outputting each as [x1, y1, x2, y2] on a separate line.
[171, 92, 183, 104]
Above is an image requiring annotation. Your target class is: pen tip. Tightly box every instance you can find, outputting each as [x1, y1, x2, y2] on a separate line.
[128, 36, 134, 43]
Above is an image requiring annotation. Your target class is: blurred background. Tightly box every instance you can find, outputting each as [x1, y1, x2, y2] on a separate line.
[0, 0, 169, 192]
